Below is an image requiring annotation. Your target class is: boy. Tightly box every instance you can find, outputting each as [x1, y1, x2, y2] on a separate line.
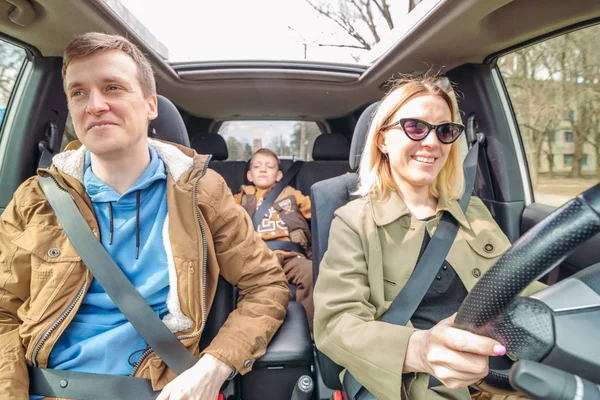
[234, 149, 314, 332]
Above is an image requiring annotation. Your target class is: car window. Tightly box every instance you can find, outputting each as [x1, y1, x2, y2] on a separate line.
[498, 24, 600, 207]
[218, 120, 321, 161]
[0, 38, 27, 130]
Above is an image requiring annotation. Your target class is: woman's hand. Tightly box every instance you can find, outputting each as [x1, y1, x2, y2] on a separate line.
[156, 354, 233, 400]
[403, 313, 506, 389]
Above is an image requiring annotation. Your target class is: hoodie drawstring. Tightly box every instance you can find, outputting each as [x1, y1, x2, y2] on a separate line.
[108, 202, 114, 245]
[135, 190, 141, 260]
[107, 190, 141, 260]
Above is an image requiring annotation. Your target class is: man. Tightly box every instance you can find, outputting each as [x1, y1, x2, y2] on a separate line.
[0, 32, 290, 400]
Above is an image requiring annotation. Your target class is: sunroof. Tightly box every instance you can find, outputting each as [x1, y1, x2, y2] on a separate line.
[103, 0, 440, 66]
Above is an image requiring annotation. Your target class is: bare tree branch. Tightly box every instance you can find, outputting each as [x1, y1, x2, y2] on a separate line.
[317, 43, 369, 50]
[304, 0, 396, 51]
[372, 0, 394, 29]
[306, 0, 372, 49]
[409, 0, 416, 12]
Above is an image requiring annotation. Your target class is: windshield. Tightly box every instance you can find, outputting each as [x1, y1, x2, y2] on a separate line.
[103, 0, 440, 65]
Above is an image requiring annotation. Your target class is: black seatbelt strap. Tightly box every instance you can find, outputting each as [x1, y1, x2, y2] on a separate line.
[37, 175, 198, 375]
[466, 114, 494, 202]
[38, 120, 61, 169]
[343, 138, 481, 400]
[266, 240, 306, 255]
[252, 161, 304, 228]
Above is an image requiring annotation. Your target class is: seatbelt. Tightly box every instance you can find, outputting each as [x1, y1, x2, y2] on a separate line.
[266, 240, 306, 255]
[342, 137, 481, 400]
[38, 120, 61, 169]
[466, 113, 494, 201]
[252, 161, 304, 228]
[29, 368, 160, 400]
[30, 174, 198, 398]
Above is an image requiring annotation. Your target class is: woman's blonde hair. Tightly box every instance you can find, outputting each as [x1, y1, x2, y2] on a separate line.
[354, 75, 465, 202]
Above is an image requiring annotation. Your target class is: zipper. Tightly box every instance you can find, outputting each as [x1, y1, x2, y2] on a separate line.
[32, 174, 89, 367]
[41, 172, 67, 193]
[31, 281, 87, 367]
[130, 157, 212, 376]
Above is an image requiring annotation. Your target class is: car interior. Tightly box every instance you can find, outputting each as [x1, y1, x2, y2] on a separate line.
[1, 0, 600, 399]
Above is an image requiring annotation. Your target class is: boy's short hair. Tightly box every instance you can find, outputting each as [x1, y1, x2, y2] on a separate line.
[250, 148, 281, 170]
[62, 32, 156, 98]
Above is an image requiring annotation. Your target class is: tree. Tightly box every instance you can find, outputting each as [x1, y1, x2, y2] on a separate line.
[498, 25, 600, 181]
[243, 143, 253, 160]
[499, 46, 561, 185]
[226, 137, 243, 160]
[267, 135, 292, 157]
[0, 41, 25, 106]
[305, 0, 421, 51]
[290, 122, 321, 160]
[561, 30, 600, 179]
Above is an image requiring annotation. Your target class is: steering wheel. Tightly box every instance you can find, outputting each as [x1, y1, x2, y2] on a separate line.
[454, 182, 600, 390]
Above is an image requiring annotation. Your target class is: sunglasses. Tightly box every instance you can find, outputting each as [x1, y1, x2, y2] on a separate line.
[382, 118, 464, 144]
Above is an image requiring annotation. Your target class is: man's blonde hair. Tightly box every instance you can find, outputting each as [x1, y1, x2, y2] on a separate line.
[62, 32, 156, 98]
[355, 76, 464, 202]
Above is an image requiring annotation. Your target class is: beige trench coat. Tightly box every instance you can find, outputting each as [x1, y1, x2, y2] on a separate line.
[314, 192, 546, 400]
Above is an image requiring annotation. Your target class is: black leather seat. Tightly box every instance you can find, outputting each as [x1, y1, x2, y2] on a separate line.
[150, 96, 236, 341]
[149, 95, 190, 147]
[295, 133, 352, 195]
[190, 132, 247, 192]
[241, 302, 313, 400]
[151, 98, 313, 398]
[310, 103, 380, 390]
[199, 277, 235, 351]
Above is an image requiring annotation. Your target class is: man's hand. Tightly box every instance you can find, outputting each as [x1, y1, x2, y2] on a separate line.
[404, 313, 506, 389]
[156, 354, 233, 400]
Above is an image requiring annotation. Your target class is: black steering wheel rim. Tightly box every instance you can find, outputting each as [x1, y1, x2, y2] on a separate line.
[454, 184, 600, 389]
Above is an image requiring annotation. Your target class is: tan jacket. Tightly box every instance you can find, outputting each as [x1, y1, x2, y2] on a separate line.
[234, 185, 312, 255]
[314, 192, 545, 400]
[0, 139, 291, 399]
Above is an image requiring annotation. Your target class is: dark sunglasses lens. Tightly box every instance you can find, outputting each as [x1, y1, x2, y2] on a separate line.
[437, 124, 461, 143]
[403, 119, 429, 139]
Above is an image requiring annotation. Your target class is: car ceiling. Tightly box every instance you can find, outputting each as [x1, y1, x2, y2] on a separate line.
[0, 0, 599, 121]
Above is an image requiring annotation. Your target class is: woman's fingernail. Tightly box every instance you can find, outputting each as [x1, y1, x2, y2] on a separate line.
[493, 345, 506, 356]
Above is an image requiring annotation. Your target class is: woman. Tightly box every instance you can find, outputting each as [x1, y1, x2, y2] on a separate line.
[313, 76, 544, 400]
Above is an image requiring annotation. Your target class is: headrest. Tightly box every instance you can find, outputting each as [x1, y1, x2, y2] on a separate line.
[349, 102, 380, 171]
[149, 95, 190, 147]
[190, 132, 228, 160]
[312, 134, 350, 161]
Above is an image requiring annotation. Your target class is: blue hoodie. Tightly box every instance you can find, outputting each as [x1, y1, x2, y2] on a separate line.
[46, 146, 170, 376]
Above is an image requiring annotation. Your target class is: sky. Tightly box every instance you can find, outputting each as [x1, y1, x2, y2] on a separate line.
[220, 120, 298, 147]
[113, 0, 423, 64]
[106, 0, 436, 154]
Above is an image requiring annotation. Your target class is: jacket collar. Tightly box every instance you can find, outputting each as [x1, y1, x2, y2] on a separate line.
[240, 185, 258, 195]
[371, 190, 470, 230]
[51, 138, 196, 184]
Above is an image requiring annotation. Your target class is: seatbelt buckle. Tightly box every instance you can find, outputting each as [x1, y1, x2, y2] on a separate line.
[218, 394, 225, 400]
